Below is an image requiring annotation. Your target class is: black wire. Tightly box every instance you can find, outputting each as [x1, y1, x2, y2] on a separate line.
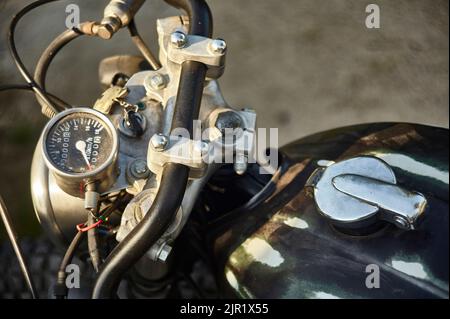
[101, 191, 131, 219]
[54, 230, 84, 299]
[54, 191, 129, 298]
[33, 27, 85, 111]
[0, 84, 32, 93]
[8, 0, 66, 116]
[0, 83, 70, 107]
[87, 213, 102, 273]
[0, 196, 39, 299]
[128, 19, 161, 70]
[88, 192, 130, 273]
[9, 1, 163, 116]
[58, 231, 84, 275]
[92, 164, 190, 299]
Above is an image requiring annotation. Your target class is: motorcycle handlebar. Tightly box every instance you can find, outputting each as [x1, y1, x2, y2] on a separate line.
[165, 0, 213, 37]
[92, 0, 213, 299]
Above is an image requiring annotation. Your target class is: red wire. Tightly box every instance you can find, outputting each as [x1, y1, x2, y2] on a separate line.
[76, 219, 103, 232]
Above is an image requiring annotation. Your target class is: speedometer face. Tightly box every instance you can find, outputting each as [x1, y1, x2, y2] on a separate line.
[45, 112, 114, 174]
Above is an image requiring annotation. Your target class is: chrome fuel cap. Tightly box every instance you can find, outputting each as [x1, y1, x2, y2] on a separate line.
[306, 156, 427, 230]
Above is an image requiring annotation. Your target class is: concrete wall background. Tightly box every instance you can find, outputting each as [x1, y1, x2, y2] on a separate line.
[0, 0, 448, 235]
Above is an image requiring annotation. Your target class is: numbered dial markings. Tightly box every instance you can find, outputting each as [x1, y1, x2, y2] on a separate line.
[45, 113, 113, 174]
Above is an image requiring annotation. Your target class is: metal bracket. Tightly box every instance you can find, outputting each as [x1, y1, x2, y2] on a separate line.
[158, 16, 226, 79]
[204, 108, 257, 174]
[167, 34, 226, 78]
[307, 156, 428, 230]
[147, 134, 209, 179]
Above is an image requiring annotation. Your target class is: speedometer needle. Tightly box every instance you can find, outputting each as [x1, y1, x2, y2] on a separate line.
[75, 140, 92, 170]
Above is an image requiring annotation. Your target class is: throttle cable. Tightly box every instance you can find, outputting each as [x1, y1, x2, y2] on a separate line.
[8, 0, 66, 117]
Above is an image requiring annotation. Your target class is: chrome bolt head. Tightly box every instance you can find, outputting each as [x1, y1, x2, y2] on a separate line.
[151, 133, 168, 151]
[394, 216, 410, 230]
[170, 31, 187, 48]
[210, 38, 227, 54]
[149, 73, 166, 90]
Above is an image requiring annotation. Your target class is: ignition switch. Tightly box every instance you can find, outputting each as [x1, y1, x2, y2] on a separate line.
[116, 100, 147, 138]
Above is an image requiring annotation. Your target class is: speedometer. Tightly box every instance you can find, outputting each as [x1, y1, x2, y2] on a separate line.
[46, 112, 112, 173]
[42, 108, 119, 197]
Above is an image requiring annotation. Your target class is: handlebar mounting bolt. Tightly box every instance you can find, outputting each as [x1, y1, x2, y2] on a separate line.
[151, 133, 169, 151]
[209, 38, 227, 54]
[215, 110, 243, 135]
[170, 31, 187, 48]
[394, 216, 410, 230]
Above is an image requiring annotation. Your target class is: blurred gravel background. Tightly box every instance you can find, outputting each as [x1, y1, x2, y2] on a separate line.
[0, 0, 448, 237]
